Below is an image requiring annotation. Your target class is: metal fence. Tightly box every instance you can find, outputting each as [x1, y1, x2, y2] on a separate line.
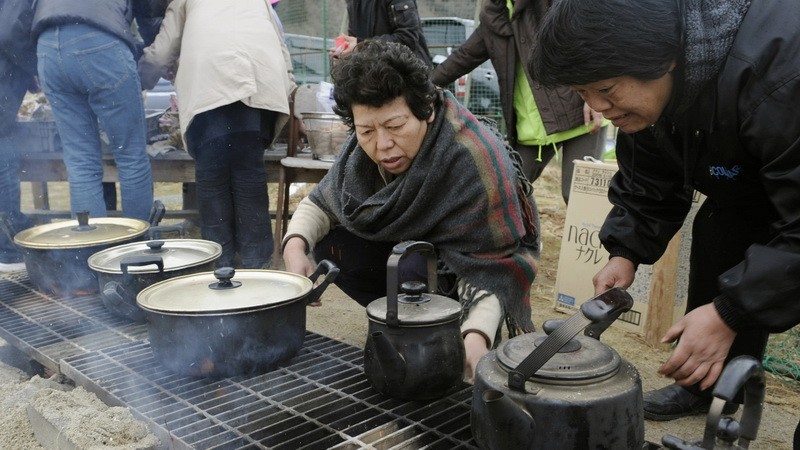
[275, 0, 500, 121]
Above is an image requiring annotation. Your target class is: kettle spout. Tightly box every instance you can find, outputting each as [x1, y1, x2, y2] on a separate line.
[369, 331, 406, 386]
[482, 389, 535, 450]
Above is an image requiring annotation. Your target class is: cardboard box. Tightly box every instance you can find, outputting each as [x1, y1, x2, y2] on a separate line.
[554, 159, 704, 335]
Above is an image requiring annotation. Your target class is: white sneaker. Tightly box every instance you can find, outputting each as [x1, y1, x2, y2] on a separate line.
[0, 262, 26, 273]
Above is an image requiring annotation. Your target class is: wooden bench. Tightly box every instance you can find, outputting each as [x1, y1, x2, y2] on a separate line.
[17, 148, 288, 220]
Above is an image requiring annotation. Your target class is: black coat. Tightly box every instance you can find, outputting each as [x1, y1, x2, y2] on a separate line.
[430, 0, 584, 145]
[601, 0, 800, 334]
[346, 0, 432, 67]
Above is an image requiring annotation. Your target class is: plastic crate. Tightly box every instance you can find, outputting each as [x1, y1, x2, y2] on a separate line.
[16, 120, 61, 153]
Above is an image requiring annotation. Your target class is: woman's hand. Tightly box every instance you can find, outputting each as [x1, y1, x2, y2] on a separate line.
[592, 256, 636, 295]
[463, 332, 490, 384]
[282, 237, 322, 305]
[658, 303, 736, 390]
[583, 102, 604, 134]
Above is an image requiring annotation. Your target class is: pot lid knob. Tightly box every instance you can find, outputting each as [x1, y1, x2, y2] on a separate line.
[209, 267, 242, 290]
[399, 281, 428, 304]
[71, 210, 97, 232]
[146, 240, 166, 252]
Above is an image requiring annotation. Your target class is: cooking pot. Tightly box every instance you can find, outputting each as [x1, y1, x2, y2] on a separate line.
[11, 211, 150, 296]
[656, 355, 764, 450]
[471, 287, 643, 450]
[88, 239, 222, 322]
[364, 241, 465, 401]
[136, 261, 339, 378]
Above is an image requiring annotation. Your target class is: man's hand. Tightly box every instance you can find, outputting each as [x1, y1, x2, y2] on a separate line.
[659, 303, 736, 390]
[583, 102, 604, 134]
[592, 256, 636, 295]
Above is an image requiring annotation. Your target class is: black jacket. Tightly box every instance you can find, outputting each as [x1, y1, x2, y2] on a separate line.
[430, 0, 584, 145]
[31, 0, 164, 56]
[347, 0, 432, 67]
[0, 0, 37, 79]
[601, 0, 800, 334]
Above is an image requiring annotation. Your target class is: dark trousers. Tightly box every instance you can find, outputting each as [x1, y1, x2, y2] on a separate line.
[686, 199, 776, 396]
[516, 127, 607, 204]
[313, 227, 456, 307]
[186, 102, 276, 269]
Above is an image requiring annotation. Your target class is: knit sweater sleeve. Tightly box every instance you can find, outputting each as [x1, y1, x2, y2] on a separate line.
[282, 196, 333, 254]
[458, 281, 503, 349]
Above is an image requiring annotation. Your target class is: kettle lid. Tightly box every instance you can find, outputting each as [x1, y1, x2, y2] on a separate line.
[366, 281, 462, 326]
[496, 332, 621, 382]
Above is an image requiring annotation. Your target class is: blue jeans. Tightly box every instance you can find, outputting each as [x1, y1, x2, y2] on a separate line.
[37, 24, 153, 220]
[0, 65, 33, 263]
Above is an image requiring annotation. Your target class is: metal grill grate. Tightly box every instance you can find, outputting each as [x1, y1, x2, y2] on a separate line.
[0, 273, 147, 371]
[61, 334, 477, 449]
[1, 273, 478, 449]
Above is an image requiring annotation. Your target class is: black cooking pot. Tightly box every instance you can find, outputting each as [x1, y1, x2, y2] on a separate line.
[136, 262, 339, 378]
[12, 211, 150, 296]
[88, 239, 222, 322]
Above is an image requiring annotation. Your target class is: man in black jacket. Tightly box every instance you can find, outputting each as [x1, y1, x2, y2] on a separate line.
[532, 0, 800, 427]
[0, 0, 35, 271]
[330, 0, 432, 67]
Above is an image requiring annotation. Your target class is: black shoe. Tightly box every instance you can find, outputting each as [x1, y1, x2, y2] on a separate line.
[643, 384, 739, 421]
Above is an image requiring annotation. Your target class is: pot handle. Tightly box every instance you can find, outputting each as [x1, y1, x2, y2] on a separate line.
[700, 356, 765, 449]
[146, 224, 185, 240]
[385, 241, 437, 328]
[102, 281, 147, 322]
[148, 200, 166, 227]
[120, 255, 165, 281]
[0, 213, 16, 244]
[305, 259, 340, 305]
[508, 288, 633, 392]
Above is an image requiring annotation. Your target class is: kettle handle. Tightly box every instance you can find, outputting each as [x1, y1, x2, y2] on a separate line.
[700, 355, 765, 449]
[508, 287, 633, 392]
[386, 241, 437, 328]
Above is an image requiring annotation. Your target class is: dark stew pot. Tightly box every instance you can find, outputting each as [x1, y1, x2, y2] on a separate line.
[88, 239, 222, 322]
[136, 262, 339, 378]
[13, 211, 150, 296]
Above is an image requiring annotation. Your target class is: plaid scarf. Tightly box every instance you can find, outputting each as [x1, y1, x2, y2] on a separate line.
[310, 92, 538, 335]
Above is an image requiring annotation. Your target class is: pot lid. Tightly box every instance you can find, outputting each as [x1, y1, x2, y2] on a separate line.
[496, 332, 621, 382]
[14, 212, 149, 249]
[136, 267, 313, 314]
[366, 282, 462, 326]
[88, 239, 222, 274]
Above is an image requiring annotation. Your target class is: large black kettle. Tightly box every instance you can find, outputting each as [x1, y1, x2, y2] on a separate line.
[471, 287, 644, 450]
[364, 241, 465, 401]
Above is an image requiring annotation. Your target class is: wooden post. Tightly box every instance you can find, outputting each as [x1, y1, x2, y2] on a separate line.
[645, 230, 683, 347]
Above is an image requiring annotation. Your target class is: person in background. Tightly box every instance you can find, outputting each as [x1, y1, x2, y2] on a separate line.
[282, 40, 540, 383]
[138, 0, 296, 269]
[431, 0, 606, 204]
[31, 0, 158, 221]
[0, 0, 35, 272]
[330, 0, 432, 67]
[532, 0, 800, 424]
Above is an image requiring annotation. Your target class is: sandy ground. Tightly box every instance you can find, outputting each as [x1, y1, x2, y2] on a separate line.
[1, 164, 798, 448]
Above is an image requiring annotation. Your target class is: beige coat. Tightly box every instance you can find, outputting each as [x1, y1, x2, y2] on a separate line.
[138, 0, 295, 143]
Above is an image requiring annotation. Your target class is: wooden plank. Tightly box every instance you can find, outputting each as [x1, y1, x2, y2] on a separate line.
[645, 230, 682, 347]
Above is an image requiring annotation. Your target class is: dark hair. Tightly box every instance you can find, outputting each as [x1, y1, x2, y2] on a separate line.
[331, 40, 437, 129]
[531, 0, 682, 86]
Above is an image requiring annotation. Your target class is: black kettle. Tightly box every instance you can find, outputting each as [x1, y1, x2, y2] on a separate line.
[471, 287, 644, 450]
[364, 241, 465, 401]
[656, 355, 765, 450]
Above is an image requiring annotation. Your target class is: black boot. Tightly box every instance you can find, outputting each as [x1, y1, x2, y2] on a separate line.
[643, 384, 739, 421]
